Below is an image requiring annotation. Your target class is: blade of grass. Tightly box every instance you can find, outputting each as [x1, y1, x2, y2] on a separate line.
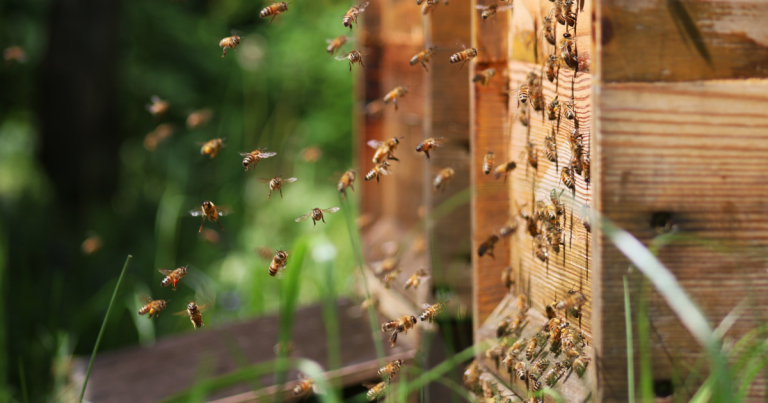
[18, 358, 28, 403]
[624, 276, 635, 403]
[637, 276, 653, 403]
[736, 343, 768, 401]
[688, 378, 712, 403]
[79, 254, 132, 403]
[399, 342, 486, 396]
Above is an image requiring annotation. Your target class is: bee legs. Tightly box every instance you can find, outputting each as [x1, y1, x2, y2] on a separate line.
[267, 190, 272, 201]
[360, 58, 366, 68]
[421, 61, 428, 71]
[424, 150, 431, 160]
[322, 216, 326, 223]
[393, 98, 398, 111]
[279, 188, 283, 198]
[222, 49, 227, 58]
[349, 61, 352, 72]
[217, 220, 225, 231]
[199, 218, 206, 233]
[269, 14, 278, 25]
[312, 219, 317, 227]
[390, 331, 398, 346]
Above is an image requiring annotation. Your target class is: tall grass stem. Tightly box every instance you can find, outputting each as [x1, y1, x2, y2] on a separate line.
[624, 275, 635, 403]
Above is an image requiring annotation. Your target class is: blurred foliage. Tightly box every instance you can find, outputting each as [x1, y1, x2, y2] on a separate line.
[0, 0, 361, 400]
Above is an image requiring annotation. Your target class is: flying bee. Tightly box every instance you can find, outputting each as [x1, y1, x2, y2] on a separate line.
[525, 338, 538, 361]
[564, 99, 576, 120]
[378, 359, 403, 382]
[381, 315, 418, 346]
[138, 295, 168, 318]
[190, 201, 230, 232]
[410, 47, 435, 71]
[326, 35, 348, 55]
[404, 269, 430, 290]
[420, 301, 446, 323]
[259, 2, 289, 24]
[582, 204, 592, 232]
[477, 234, 499, 259]
[433, 167, 455, 191]
[543, 13, 556, 45]
[381, 269, 401, 289]
[342, 2, 369, 30]
[493, 161, 517, 180]
[476, 4, 513, 22]
[560, 32, 578, 69]
[365, 381, 388, 401]
[375, 257, 400, 275]
[146, 96, 169, 117]
[257, 176, 297, 200]
[501, 265, 513, 289]
[472, 68, 497, 86]
[482, 151, 495, 174]
[514, 361, 527, 380]
[269, 250, 289, 277]
[516, 84, 529, 106]
[199, 137, 226, 159]
[295, 207, 340, 227]
[368, 137, 403, 163]
[336, 50, 365, 71]
[518, 106, 530, 126]
[561, 165, 575, 190]
[545, 54, 558, 82]
[361, 297, 378, 310]
[547, 95, 560, 121]
[3, 46, 26, 64]
[240, 148, 277, 171]
[186, 109, 212, 129]
[544, 131, 558, 163]
[158, 266, 188, 291]
[293, 374, 321, 398]
[173, 300, 210, 329]
[383, 86, 408, 111]
[464, 360, 481, 391]
[415, 137, 444, 160]
[449, 47, 479, 71]
[526, 142, 538, 169]
[219, 35, 241, 57]
[365, 161, 392, 182]
[337, 169, 356, 198]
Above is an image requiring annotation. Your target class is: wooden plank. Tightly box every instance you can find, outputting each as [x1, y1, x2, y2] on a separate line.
[593, 80, 768, 402]
[598, 0, 768, 82]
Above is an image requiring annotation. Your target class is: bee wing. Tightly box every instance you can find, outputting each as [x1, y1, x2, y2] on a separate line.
[422, 303, 433, 309]
[151, 95, 160, 103]
[295, 213, 313, 222]
[326, 38, 334, 43]
[158, 268, 173, 275]
[362, 382, 379, 389]
[434, 137, 446, 145]
[217, 206, 233, 216]
[283, 177, 298, 183]
[367, 139, 384, 149]
[197, 303, 212, 313]
[172, 310, 189, 316]
[358, 2, 370, 11]
[335, 53, 351, 61]
[257, 178, 272, 184]
[312, 383, 323, 394]
[475, 4, 489, 9]
[139, 294, 153, 303]
[239, 152, 253, 156]
[498, 4, 513, 10]
[257, 151, 277, 159]
[189, 208, 204, 216]
[322, 207, 340, 214]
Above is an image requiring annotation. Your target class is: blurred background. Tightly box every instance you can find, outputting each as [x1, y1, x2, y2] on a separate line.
[0, 0, 364, 400]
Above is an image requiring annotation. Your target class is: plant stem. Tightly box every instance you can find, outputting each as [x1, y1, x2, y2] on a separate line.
[624, 275, 635, 403]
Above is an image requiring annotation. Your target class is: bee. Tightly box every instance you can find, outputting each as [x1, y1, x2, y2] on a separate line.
[514, 361, 527, 381]
[564, 99, 576, 120]
[516, 84, 530, 106]
[378, 359, 403, 382]
[295, 207, 340, 227]
[543, 13, 556, 45]
[294, 374, 320, 398]
[518, 106, 530, 126]
[361, 297, 378, 310]
[550, 189, 565, 216]
[342, 2, 369, 30]
[337, 169, 356, 198]
[530, 358, 549, 379]
[547, 95, 560, 121]
[336, 50, 365, 71]
[381, 315, 418, 346]
[186, 109, 212, 129]
[449, 47, 479, 71]
[81, 234, 103, 255]
[199, 137, 226, 159]
[3, 46, 26, 64]
[544, 131, 558, 163]
[477, 234, 499, 259]
[486, 346, 504, 370]
[269, 250, 289, 277]
[404, 269, 430, 290]
[381, 269, 401, 289]
[433, 167, 455, 191]
[526, 142, 538, 169]
[525, 338, 538, 361]
[421, 1, 438, 15]
[383, 86, 408, 111]
[548, 226, 564, 253]
[143, 124, 174, 151]
[557, 289, 587, 311]
[560, 32, 578, 69]
[240, 148, 277, 171]
[410, 47, 436, 71]
[472, 68, 497, 86]
[570, 141, 584, 176]
[569, 127, 582, 146]
[365, 161, 392, 182]
[138, 295, 169, 318]
[146, 96, 169, 117]
[491, 160, 517, 180]
[573, 355, 590, 377]
[368, 137, 403, 163]
[365, 381, 388, 401]
[482, 151, 495, 174]
[549, 325, 563, 348]
[501, 265, 514, 289]
[274, 340, 295, 356]
[416, 137, 444, 160]
[190, 201, 230, 232]
[545, 54, 558, 82]
[583, 204, 592, 233]
[535, 235, 549, 262]
[158, 266, 188, 291]
[375, 257, 400, 275]
[257, 176, 297, 200]
[326, 35, 348, 56]
[582, 155, 590, 183]
[219, 35, 241, 57]
[561, 165, 575, 190]
[464, 360, 481, 390]
[497, 316, 512, 338]
[259, 2, 289, 24]
[543, 363, 563, 386]
[509, 338, 527, 356]
[562, 0, 577, 26]
[419, 302, 446, 323]
[476, 4, 513, 22]
[173, 300, 209, 329]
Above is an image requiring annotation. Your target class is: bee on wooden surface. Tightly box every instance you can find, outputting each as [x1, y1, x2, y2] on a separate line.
[337, 169, 356, 198]
[547, 95, 560, 121]
[550, 189, 565, 216]
[501, 348, 517, 373]
[560, 32, 578, 69]
[492, 161, 517, 181]
[421, 1, 438, 15]
[365, 161, 392, 182]
[410, 47, 436, 71]
[420, 301, 446, 323]
[582, 204, 592, 233]
[561, 165, 575, 190]
[464, 360, 481, 391]
[499, 221, 519, 237]
[515, 361, 527, 381]
[525, 338, 538, 361]
[478, 234, 499, 259]
[543, 362, 563, 386]
[158, 266, 188, 291]
[381, 315, 418, 346]
[520, 210, 540, 238]
[543, 12, 556, 46]
[190, 201, 230, 232]
[186, 109, 212, 129]
[378, 359, 403, 382]
[497, 316, 512, 338]
[294, 374, 321, 398]
[383, 86, 408, 111]
[295, 207, 340, 227]
[146, 96, 169, 117]
[486, 346, 504, 370]
[535, 235, 549, 262]
[138, 295, 168, 318]
[482, 151, 495, 174]
[530, 358, 549, 379]
[518, 106, 530, 126]
[573, 355, 590, 377]
[557, 289, 587, 312]
[549, 324, 562, 348]
[570, 143, 584, 176]
[257, 176, 297, 200]
[199, 137, 226, 159]
[343, 2, 369, 30]
[336, 50, 365, 71]
[449, 47, 479, 71]
[554, 0, 566, 25]
[173, 300, 210, 329]
[269, 250, 289, 277]
[562, 0, 576, 26]
[259, 2, 289, 24]
[416, 137, 444, 160]
[472, 68, 497, 85]
[476, 3, 513, 22]
[547, 226, 564, 253]
[326, 35, 348, 56]
[501, 266, 514, 289]
[544, 131, 558, 163]
[545, 54, 558, 82]
[404, 269, 430, 290]
[526, 142, 538, 169]
[582, 155, 590, 183]
[433, 167, 455, 191]
[369, 137, 403, 163]
[219, 35, 241, 57]
[516, 84, 529, 106]
[564, 99, 576, 120]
